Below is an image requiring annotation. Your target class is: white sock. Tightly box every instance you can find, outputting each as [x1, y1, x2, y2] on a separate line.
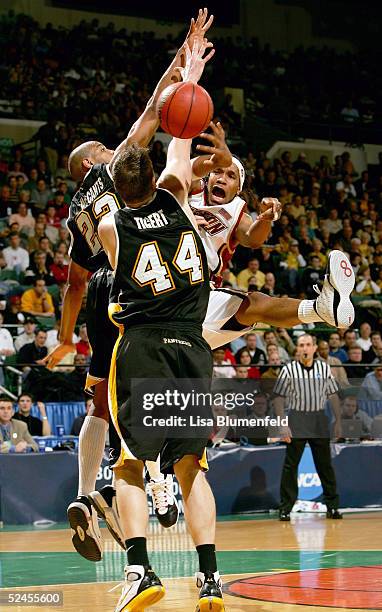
[298, 299, 324, 324]
[146, 456, 164, 481]
[78, 415, 108, 497]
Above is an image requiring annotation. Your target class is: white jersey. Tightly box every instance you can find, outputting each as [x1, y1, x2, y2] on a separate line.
[188, 186, 246, 277]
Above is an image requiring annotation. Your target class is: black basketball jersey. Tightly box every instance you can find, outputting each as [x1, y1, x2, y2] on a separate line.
[111, 188, 210, 328]
[67, 163, 123, 272]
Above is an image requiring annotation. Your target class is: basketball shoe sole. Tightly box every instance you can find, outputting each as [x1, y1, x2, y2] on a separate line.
[315, 250, 355, 328]
[67, 499, 102, 562]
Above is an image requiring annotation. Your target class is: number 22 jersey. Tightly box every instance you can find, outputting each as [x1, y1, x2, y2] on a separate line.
[67, 163, 123, 272]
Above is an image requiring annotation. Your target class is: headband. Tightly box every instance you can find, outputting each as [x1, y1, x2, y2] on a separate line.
[232, 157, 246, 191]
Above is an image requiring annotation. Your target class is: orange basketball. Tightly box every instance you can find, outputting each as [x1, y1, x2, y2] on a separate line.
[157, 81, 214, 139]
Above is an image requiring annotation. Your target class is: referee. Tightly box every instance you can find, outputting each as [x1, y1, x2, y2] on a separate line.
[273, 333, 343, 521]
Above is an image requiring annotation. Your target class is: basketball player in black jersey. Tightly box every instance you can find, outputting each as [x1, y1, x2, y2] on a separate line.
[99, 134, 223, 612]
[42, 9, 216, 563]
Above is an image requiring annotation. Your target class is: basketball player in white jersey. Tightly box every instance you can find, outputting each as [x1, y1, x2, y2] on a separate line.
[189, 122, 355, 347]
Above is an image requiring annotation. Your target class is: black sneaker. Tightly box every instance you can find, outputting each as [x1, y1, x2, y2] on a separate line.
[67, 495, 102, 561]
[279, 510, 291, 521]
[326, 509, 343, 519]
[195, 571, 225, 611]
[89, 485, 126, 550]
[148, 475, 179, 528]
[115, 565, 165, 611]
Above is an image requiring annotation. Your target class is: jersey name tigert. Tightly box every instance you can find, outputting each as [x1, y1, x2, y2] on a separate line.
[133, 210, 168, 230]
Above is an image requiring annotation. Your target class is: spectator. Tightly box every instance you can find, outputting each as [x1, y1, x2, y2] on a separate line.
[3, 295, 22, 327]
[329, 332, 348, 363]
[63, 353, 88, 400]
[76, 323, 91, 357]
[49, 250, 69, 284]
[341, 391, 372, 436]
[14, 317, 37, 352]
[355, 266, 381, 296]
[261, 354, 282, 379]
[235, 348, 260, 378]
[9, 201, 35, 236]
[235, 365, 250, 379]
[363, 331, 382, 364]
[34, 235, 54, 267]
[3, 232, 29, 273]
[336, 174, 356, 198]
[212, 348, 236, 378]
[30, 179, 53, 211]
[301, 255, 324, 299]
[21, 278, 55, 318]
[0, 311, 15, 386]
[281, 240, 306, 293]
[45, 204, 61, 229]
[263, 330, 290, 363]
[317, 339, 349, 388]
[356, 322, 372, 351]
[239, 333, 266, 366]
[27, 221, 46, 252]
[340, 101, 360, 123]
[260, 272, 280, 296]
[13, 393, 51, 436]
[345, 345, 367, 380]
[322, 209, 343, 235]
[0, 396, 38, 453]
[360, 363, 382, 401]
[70, 398, 92, 436]
[17, 329, 48, 368]
[237, 258, 265, 291]
[24, 250, 55, 286]
[343, 329, 357, 354]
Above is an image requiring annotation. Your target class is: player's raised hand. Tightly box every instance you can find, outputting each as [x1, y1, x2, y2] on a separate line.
[40, 342, 76, 371]
[185, 8, 214, 50]
[181, 38, 215, 84]
[257, 198, 282, 222]
[196, 122, 232, 169]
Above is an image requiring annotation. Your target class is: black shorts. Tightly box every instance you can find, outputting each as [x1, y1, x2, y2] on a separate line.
[109, 325, 213, 473]
[86, 267, 119, 390]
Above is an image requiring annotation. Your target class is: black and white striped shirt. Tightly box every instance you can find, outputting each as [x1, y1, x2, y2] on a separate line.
[273, 359, 338, 412]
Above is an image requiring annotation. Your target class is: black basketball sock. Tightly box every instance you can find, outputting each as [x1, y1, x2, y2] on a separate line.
[125, 537, 149, 567]
[196, 544, 217, 574]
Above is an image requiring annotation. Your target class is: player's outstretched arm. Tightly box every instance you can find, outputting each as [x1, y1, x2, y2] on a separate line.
[234, 198, 282, 249]
[157, 138, 193, 206]
[190, 121, 232, 191]
[110, 9, 214, 165]
[41, 260, 88, 370]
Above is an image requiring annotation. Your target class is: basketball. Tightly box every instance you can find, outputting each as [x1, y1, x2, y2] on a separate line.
[157, 81, 214, 139]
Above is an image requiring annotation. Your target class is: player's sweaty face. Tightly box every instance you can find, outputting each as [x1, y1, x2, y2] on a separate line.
[208, 164, 240, 205]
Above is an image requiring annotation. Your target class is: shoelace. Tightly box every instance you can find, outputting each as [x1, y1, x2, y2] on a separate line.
[150, 480, 170, 515]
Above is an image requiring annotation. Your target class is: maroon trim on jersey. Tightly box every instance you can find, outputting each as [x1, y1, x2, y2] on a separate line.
[228, 205, 246, 253]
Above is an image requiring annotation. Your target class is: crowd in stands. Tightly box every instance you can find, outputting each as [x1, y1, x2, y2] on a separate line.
[0, 12, 381, 138]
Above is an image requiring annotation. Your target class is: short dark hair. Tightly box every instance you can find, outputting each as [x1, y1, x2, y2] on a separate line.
[112, 144, 154, 204]
[18, 393, 32, 402]
[0, 395, 13, 405]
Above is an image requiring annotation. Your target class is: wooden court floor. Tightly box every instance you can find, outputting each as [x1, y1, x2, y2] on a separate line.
[1, 512, 382, 611]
